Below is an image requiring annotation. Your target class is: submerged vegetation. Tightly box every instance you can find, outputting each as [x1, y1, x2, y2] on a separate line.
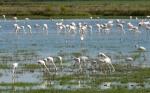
[0, 0, 150, 18]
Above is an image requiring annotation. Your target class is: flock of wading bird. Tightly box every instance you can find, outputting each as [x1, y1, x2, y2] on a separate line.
[1, 15, 148, 83]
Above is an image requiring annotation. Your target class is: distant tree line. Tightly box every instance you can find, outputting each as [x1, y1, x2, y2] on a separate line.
[0, 0, 149, 2]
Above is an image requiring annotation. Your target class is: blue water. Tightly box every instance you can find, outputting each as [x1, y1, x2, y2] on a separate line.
[0, 19, 149, 58]
[0, 19, 150, 83]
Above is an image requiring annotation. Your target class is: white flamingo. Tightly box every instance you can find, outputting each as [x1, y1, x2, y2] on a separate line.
[58, 24, 66, 33]
[47, 57, 57, 71]
[125, 57, 134, 68]
[43, 24, 48, 33]
[34, 24, 41, 31]
[125, 57, 134, 61]
[68, 22, 76, 33]
[14, 24, 21, 33]
[73, 57, 82, 72]
[12, 63, 18, 75]
[37, 60, 50, 73]
[80, 56, 89, 67]
[130, 16, 132, 19]
[13, 17, 18, 22]
[135, 45, 146, 52]
[88, 25, 93, 33]
[27, 25, 32, 33]
[12, 63, 18, 83]
[2, 15, 6, 20]
[57, 56, 63, 69]
[127, 22, 140, 33]
[25, 18, 30, 20]
[98, 52, 115, 72]
[21, 26, 26, 33]
[117, 23, 125, 33]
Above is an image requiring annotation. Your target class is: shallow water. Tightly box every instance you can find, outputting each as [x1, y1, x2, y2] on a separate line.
[0, 19, 150, 90]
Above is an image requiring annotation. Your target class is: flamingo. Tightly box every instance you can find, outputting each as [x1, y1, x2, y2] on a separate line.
[27, 25, 32, 33]
[13, 17, 18, 22]
[79, 24, 88, 40]
[57, 24, 66, 33]
[34, 24, 41, 28]
[80, 56, 89, 67]
[135, 45, 146, 52]
[100, 24, 110, 33]
[90, 60, 98, 73]
[107, 21, 113, 30]
[25, 18, 29, 20]
[73, 57, 82, 72]
[68, 22, 76, 33]
[88, 25, 93, 33]
[125, 57, 134, 68]
[57, 56, 63, 69]
[21, 26, 26, 33]
[12, 63, 18, 83]
[12, 63, 18, 75]
[125, 57, 134, 61]
[135, 45, 146, 61]
[98, 52, 115, 72]
[14, 24, 21, 33]
[37, 60, 50, 73]
[130, 16, 132, 19]
[80, 24, 88, 34]
[43, 24, 48, 33]
[69, 25, 76, 33]
[96, 24, 102, 32]
[146, 16, 150, 18]
[47, 57, 57, 71]
[34, 24, 41, 31]
[117, 23, 125, 33]
[2, 15, 6, 20]
[90, 16, 93, 19]
[127, 22, 140, 33]
[116, 19, 120, 24]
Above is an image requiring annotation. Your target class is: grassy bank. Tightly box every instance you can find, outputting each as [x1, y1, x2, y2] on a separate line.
[0, 88, 149, 93]
[0, 1, 150, 19]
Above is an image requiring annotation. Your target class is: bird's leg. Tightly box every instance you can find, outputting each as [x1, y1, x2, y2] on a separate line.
[143, 53, 146, 61]
[60, 60, 63, 69]
[127, 62, 132, 70]
[12, 68, 16, 84]
[79, 64, 83, 73]
[110, 63, 115, 72]
[72, 61, 77, 72]
[91, 63, 96, 74]
[39, 64, 45, 72]
[78, 80, 81, 87]
[44, 64, 51, 75]
[51, 61, 57, 72]
[29, 30, 32, 34]
[123, 29, 125, 34]
[100, 63, 104, 74]
[106, 63, 112, 73]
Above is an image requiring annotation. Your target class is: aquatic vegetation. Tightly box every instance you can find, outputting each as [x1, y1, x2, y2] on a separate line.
[0, 55, 13, 63]
[0, 64, 10, 69]
[0, 88, 149, 93]
[22, 64, 41, 69]
[0, 82, 39, 87]
[13, 49, 39, 61]
[71, 52, 82, 57]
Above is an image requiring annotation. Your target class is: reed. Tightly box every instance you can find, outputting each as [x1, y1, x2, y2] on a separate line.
[0, 1, 150, 19]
